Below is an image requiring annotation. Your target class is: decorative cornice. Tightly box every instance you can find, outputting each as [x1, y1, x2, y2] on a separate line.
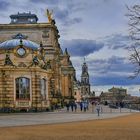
[0, 23, 56, 29]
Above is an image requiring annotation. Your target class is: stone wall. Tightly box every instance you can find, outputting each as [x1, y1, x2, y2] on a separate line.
[0, 23, 57, 47]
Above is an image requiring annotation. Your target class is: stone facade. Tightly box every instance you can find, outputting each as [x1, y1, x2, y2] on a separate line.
[0, 13, 75, 111]
[74, 80, 81, 102]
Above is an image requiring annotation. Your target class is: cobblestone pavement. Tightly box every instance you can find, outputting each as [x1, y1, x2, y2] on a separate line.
[0, 105, 139, 127]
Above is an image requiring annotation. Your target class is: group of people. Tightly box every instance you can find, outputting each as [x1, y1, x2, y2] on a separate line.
[79, 101, 89, 112]
[65, 100, 102, 116]
[65, 101, 77, 112]
[65, 100, 90, 112]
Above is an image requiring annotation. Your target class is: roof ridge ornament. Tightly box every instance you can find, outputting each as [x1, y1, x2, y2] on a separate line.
[84, 57, 86, 63]
[64, 48, 69, 55]
[19, 38, 23, 47]
[12, 33, 28, 39]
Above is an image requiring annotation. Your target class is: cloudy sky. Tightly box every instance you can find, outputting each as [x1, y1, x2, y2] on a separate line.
[0, 0, 140, 96]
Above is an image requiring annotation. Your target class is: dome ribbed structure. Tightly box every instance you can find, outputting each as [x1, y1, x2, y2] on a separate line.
[0, 39, 39, 50]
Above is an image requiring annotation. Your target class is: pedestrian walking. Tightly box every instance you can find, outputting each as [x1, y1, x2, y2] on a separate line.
[96, 103, 101, 116]
[80, 102, 83, 111]
[74, 102, 77, 112]
[83, 102, 87, 112]
[66, 102, 70, 112]
[91, 101, 95, 113]
[86, 100, 89, 110]
[70, 101, 74, 112]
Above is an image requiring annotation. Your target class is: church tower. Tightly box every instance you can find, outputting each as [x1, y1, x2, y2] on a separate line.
[81, 59, 90, 97]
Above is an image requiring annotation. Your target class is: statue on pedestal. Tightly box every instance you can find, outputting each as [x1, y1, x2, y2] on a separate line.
[32, 55, 39, 65]
[42, 60, 51, 70]
[4, 54, 14, 66]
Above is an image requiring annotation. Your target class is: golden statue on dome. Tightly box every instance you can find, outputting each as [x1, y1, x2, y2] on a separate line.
[46, 9, 53, 23]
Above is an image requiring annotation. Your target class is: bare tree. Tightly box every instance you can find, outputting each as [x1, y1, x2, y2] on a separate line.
[127, 5, 140, 78]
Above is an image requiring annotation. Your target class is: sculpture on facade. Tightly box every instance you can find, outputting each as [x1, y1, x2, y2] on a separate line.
[42, 60, 51, 70]
[47, 60, 51, 69]
[46, 9, 53, 23]
[32, 55, 39, 66]
[12, 33, 28, 39]
[4, 54, 14, 66]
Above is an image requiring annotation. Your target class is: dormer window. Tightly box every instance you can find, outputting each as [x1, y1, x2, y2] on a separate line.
[12, 18, 17, 23]
[28, 18, 35, 22]
[10, 12, 38, 24]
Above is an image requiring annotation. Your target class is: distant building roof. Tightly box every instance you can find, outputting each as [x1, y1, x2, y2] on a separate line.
[109, 87, 127, 92]
[10, 12, 38, 24]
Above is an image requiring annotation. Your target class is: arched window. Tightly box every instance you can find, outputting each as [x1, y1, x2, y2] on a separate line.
[16, 77, 30, 100]
[40, 78, 46, 100]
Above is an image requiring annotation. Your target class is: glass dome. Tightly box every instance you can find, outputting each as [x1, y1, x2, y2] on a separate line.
[0, 39, 39, 50]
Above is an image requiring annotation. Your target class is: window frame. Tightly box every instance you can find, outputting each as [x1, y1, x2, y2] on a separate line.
[15, 77, 30, 100]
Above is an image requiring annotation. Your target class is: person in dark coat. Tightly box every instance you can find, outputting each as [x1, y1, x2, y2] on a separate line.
[74, 102, 77, 112]
[80, 102, 83, 111]
[70, 102, 74, 112]
[66, 102, 70, 112]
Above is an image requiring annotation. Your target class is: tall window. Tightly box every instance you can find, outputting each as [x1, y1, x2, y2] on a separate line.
[16, 77, 30, 100]
[40, 78, 46, 100]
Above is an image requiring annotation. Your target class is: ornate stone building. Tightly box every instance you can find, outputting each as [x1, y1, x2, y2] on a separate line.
[100, 87, 127, 104]
[0, 12, 75, 111]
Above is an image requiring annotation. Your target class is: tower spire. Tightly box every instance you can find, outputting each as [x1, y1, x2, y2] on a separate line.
[84, 57, 86, 63]
[81, 59, 90, 97]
